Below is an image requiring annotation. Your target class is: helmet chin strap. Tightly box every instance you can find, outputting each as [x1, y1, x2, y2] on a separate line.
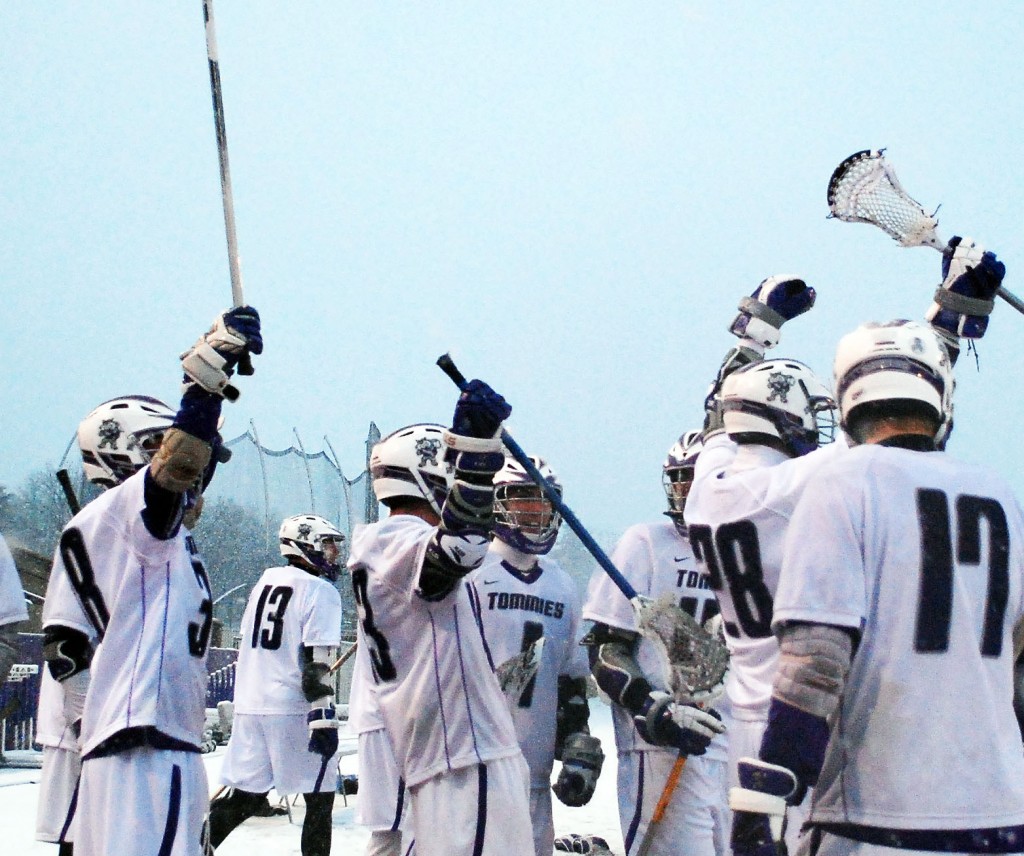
[492, 536, 537, 571]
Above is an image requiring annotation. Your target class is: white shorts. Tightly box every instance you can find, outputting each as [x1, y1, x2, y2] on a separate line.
[529, 784, 554, 856]
[357, 728, 410, 832]
[728, 715, 810, 855]
[409, 755, 532, 856]
[76, 748, 207, 856]
[36, 746, 82, 843]
[219, 712, 338, 796]
[617, 749, 729, 856]
[799, 829, 1024, 856]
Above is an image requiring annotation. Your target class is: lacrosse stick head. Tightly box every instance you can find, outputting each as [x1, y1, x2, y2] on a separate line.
[827, 149, 944, 250]
[635, 594, 730, 703]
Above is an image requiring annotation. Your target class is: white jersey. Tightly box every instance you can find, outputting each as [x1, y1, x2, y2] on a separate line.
[468, 548, 589, 787]
[582, 519, 725, 759]
[0, 533, 28, 627]
[347, 514, 521, 788]
[685, 433, 847, 718]
[777, 443, 1024, 830]
[348, 622, 386, 734]
[41, 468, 213, 756]
[233, 564, 342, 715]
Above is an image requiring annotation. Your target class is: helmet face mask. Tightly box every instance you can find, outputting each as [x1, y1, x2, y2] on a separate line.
[279, 514, 345, 581]
[370, 424, 454, 516]
[663, 430, 702, 528]
[493, 456, 562, 555]
[77, 396, 176, 487]
[833, 320, 954, 445]
[721, 359, 838, 458]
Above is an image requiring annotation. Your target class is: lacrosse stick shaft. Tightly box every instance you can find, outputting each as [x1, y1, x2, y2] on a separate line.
[436, 354, 640, 603]
[635, 753, 687, 856]
[202, 0, 254, 374]
[56, 469, 82, 515]
[329, 641, 358, 674]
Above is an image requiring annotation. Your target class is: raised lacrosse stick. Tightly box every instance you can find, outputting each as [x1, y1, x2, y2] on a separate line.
[827, 149, 1024, 315]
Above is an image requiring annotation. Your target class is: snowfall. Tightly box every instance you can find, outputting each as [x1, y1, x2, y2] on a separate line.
[0, 699, 625, 855]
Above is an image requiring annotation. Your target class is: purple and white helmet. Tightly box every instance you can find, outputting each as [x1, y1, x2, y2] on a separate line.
[721, 359, 837, 458]
[279, 514, 345, 581]
[77, 395, 176, 487]
[663, 430, 702, 527]
[493, 455, 562, 555]
[370, 424, 453, 516]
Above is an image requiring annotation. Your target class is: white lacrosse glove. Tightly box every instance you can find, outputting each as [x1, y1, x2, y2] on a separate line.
[729, 275, 816, 350]
[926, 236, 1005, 340]
[634, 691, 725, 754]
[180, 307, 263, 401]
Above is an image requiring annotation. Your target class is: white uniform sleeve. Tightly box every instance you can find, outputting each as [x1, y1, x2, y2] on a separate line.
[302, 580, 343, 648]
[0, 535, 28, 626]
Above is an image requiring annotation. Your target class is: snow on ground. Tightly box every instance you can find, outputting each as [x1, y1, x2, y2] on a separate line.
[0, 699, 625, 855]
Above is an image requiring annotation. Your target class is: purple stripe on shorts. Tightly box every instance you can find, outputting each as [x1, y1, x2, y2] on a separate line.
[391, 777, 406, 831]
[625, 752, 645, 854]
[58, 776, 80, 843]
[157, 763, 182, 856]
[472, 763, 487, 856]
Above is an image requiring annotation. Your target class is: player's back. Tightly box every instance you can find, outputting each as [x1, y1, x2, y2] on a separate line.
[42, 469, 213, 755]
[779, 444, 1024, 828]
[347, 515, 520, 788]
[686, 434, 842, 716]
[469, 551, 586, 785]
[233, 564, 342, 714]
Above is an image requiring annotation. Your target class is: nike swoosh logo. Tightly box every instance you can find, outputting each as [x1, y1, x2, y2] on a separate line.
[482, 580, 500, 585]
[674, 557, 688, 562]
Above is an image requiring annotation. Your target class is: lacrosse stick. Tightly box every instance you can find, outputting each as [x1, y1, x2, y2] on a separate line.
[202, 0, 255, 378]
[435, 354, 729, 683]
[328, 641, 358, 674]
[56, 468, 82, 515]
[495, 637, 545, 706]
[827, 149, 1024, 315]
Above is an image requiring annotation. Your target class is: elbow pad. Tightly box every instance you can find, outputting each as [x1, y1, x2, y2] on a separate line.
[418, 531, 490, 602]
[774, 622, 854, 719]
[585, 624, 651, 715]
[43, 625, 94, 682]
[301, 648, 336, 703]
[555, 676, 591, 759]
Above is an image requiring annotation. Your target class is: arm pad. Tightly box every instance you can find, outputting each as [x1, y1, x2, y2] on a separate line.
[773, 622, 853, 719]
[555, 675, 591, 759]
[43, 624, 93, 682]
[585, 623, 652, 716]
[301, 646, 336, 705]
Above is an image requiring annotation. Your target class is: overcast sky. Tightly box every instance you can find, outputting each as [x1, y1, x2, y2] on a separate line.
[3, 2, 1022, 535]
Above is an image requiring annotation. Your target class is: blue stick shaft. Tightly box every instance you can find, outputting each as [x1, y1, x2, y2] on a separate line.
[436, 354, 640, 602]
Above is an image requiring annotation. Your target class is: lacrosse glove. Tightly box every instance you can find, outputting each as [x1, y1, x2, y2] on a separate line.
[554, 834, 613, 854]
[926, 236, 1005, 340]
[729, 276, 816, 350]
[181, 306, 263, 401]
[552, 733, 604, 807]
[730, 757, 803, 856]
[634, 691, 725, 755]
[307, 703, 340, 758]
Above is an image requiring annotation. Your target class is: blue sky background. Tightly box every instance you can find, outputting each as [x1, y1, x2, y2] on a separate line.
[2, 2, 1021, 535]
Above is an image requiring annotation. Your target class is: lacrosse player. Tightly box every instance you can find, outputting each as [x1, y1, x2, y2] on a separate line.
[208, 513, 345, 856]
[468, 454, 597, 856]
[349, 627, 413, 856]
[40, 307, 261, 856]
[730, 318, 1024, 856]
[346, 381, 533, 856]
[582, 431, 728, 856]
[0, 534, 26, 685]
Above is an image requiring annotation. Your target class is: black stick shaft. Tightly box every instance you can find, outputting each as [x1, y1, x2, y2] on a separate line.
[56, 469, 81, 515]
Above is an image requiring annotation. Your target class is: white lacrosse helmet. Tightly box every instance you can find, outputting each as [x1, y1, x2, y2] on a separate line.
[370, 424, 453, 516]
[663, 430, 702, 525]
[77, 395, 176, 488]
[279, 514, 345, 581]
[721, 359, 837, 458]
[833, 320, 954, 444]
[493, 455, 562, 555]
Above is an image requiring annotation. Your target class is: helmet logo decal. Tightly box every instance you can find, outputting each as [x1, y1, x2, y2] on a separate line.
[415, 437, 442, 466]
[297, 523, 312, 539]
[98, 418, 122, 449]
[766, 372, 796, 404]
[911, 337, 925, 354]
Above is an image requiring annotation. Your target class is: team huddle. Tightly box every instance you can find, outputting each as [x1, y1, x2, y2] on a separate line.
[1, 233, 1023, 856]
